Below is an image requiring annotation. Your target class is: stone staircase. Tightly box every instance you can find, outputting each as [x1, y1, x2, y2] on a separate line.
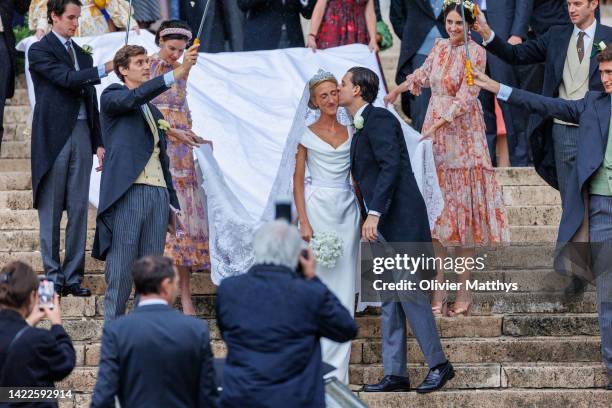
[3, 67, 611, 408]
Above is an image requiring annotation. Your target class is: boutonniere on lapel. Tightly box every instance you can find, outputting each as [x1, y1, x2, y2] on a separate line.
[353, 115, 364, 130]
[592, 41, 607, 57]
[81, 44, 94, 56]
[157, 119, 171, 131]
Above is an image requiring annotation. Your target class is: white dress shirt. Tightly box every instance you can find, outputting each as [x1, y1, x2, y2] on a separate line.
[138, 298, 169, 307]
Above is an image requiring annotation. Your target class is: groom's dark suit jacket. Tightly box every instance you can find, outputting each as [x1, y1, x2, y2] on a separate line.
[92, 76, 179, 261]
[350, 104, 432, 243]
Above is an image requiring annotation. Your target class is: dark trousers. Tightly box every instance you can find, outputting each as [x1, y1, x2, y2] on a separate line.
[400, 54, 431, 133]
[552, 123, 580, 210]
[588, 195, 612, 379]
[0, 34, 9, 152]
[37, 120, 93, 288]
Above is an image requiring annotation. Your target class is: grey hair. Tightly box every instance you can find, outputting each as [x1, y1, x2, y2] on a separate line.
[253, 220, 302, 269]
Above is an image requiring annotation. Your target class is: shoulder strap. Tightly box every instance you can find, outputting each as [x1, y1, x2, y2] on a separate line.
[8, 326, 29, 353]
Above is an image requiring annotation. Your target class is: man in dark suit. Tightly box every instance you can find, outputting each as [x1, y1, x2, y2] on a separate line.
[237, 0, 314, 51]
[479, 0, 533, 166]
[339, 67, 454, 393]
[28, 0, 113, 298]
[217, 220, 357, 407]
[475, 0, 612, 294]
[474, 48, 612, 389]
[181, 0, 244, 52]
[0, 0, 30, 152]
[529, 0, 572, 36]
[91, 256, 217, 407]
[92, 44, 197, 322]
[390, 0, 447, 132]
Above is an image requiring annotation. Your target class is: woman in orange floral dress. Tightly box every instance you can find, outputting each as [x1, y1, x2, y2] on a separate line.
[150, 20, 212, 315]
[385, 1, 508, 317]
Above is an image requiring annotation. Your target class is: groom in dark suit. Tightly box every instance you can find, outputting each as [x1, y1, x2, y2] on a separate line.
[92, 44, 197, 322]
[473, 48, 612, 388]
[338, 67, 454, 393]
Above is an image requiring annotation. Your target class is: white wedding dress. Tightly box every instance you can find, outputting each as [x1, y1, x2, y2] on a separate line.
[300, 127, 360, 384]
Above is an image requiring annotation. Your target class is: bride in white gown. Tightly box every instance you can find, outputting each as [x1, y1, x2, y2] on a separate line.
[293, 71, 361, 384]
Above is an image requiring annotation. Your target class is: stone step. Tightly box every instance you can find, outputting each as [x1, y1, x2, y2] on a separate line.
[0, 190, 32, 209]
[503, 185, 561, 206]
[1, 123, 28, 143]
[0, 140, 30, 159]
[350, 362, 608, 390]
[508, 226, 558, 243]
[506, 206, 561, 226]
[358, 389, 611, 408]
[494, 167, 549, 186]
[3, 105, 30, 125]
[0, 251, 104, 273]
[476, 244, 555, 269]
[352, 336, 601, 365]
[0, 230, 95, 252]
[0, 172, 31, 190]
[0, 208, 97, 230]
[5, 89, 30, 106]
[0, 158, 30, 172]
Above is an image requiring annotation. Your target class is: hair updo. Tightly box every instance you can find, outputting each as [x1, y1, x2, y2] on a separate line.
[443, 3, 476, 27]
[155, 20, 193, 46]
[0, 261, 38, 309]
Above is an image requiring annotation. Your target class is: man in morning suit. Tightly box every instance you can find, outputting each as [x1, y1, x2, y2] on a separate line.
[339, 67, 454, 394]
[0, 0, 30, 152]
[216, 221, 357, 407]
[91, 256, 217, 407]
[473, 45, 612, 389]
[474, 0, 612, 295]
[28, 0, 113, 298]
[92, 44, 197, 322]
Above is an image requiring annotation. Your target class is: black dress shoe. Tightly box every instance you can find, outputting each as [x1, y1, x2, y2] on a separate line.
[416, 361, 455, 394]
[564, 276, 587, 297]
[62, 284, 91, 297]
[362, 375, 410, 392]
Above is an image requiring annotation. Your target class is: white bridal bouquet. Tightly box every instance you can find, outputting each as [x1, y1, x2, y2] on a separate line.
[309, 232, 344, 268]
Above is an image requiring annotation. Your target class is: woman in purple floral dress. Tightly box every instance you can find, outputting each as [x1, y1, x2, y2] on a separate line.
[150, 20, 212, 315]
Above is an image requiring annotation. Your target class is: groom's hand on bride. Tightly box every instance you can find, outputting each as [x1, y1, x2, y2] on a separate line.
[362, 214, 379, 241]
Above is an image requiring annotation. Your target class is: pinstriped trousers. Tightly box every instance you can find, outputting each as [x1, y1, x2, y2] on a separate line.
[589, 195, 612, 379]
[552, 123, 580, 209]
[103, 184, 169, 322]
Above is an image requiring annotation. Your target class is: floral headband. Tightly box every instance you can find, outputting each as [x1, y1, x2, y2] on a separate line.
[443, 0, 478, 19]
[159, 27, 193, 41]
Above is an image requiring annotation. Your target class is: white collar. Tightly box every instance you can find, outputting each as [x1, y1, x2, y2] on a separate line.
[51, 30, 71, 46]
[354, 103, 369, 118]
[138, 298, 168, 307]
[573, 19, 597, 40]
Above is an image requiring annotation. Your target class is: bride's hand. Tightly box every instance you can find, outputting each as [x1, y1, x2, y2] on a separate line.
[300, 223, 314, 242]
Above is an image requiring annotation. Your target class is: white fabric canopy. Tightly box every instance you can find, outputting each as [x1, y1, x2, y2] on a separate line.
[18, 32, 443, 288]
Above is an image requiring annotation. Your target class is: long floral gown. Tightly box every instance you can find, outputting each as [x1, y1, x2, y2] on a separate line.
[316, 0, 369, 49]
[149, 54, 211, 269]
[406, 38, 508, 247]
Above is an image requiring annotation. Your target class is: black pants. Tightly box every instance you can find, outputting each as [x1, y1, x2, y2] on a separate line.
[400, 54, 431, 133]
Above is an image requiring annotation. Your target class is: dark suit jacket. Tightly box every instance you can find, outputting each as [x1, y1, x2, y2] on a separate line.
[506, 88, 610, 245]
[216, 264, 357, 408]
[390, 0, 448, 84]
[350, 105, 432, 243]
[92, 76, 179, 261]
[91, 304, 217, 408]
[237, 0, 314, 51]
[0, 310, 75, 408]
[0, 0, 30, 99]
[487, 0, 531, 41]
[485, 22, 612, 188]
[28, 32, 103, 208]
[527, 0, 571, 36]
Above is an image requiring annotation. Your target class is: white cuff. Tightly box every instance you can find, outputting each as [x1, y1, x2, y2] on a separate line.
[368, 210, 382, 217]
[497, 84, 513, 101]
[482, 31, 496, 46]
[97, 65, 108, 79]
[164, 71, 176, 87]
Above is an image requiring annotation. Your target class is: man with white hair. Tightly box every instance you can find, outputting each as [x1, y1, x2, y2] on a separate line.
[216, 220, 358, 408]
